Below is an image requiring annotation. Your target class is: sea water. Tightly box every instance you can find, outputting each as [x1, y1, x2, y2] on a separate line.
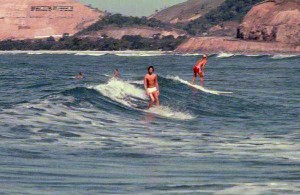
[0, 52, 299, 194]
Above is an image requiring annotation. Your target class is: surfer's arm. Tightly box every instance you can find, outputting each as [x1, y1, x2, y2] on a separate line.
[202, 62, 207, 71]
[144, 76, 149, 95]
[155, 75, 159, 92]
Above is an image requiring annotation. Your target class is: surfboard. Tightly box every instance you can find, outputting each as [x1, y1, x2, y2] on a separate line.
[186, 82, 232, 95]
[166, 76, 233, 95]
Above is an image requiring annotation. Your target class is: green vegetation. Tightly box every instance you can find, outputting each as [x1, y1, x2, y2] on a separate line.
[77, 14, 169, 35]
[0, 1, 265, 51]
[0, 35, 187, 51]
[180, 0, 263, 35]
[0, 13, 186, 51]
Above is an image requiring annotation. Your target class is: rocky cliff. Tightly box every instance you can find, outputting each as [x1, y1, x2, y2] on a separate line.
[0, 0, 104, 40]
[238, 0, 300, 45]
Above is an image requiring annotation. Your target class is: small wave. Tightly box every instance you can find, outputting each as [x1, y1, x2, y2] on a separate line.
[216, 53, 235, 58]
[27, 52, 43, 55]
[114, 53, 164, 57]
[175, 53, 201, 56]
[90, 78, 194, 120]
[110, 51, 165, 57]
[243, 54, 263, 57]
[271, 54, 298, 59]
[74, 53, 106, 56]
[89, 78, 147, 107]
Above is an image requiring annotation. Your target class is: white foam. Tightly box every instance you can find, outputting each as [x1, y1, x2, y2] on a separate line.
[114, 52, 164, 57]
[215, 182, 300, 195]
[130, 80, 144, 85]
[175, 53, 201, 56]
[74, 52, 106, 56]
[27, 52, 43, 55]
[271, 54, 298, 59]
[90, 78, 147, 107]
[243, 54, 262, 57]
[146, 106, 194, 120]
[166, 75, 233, 95]
[217, 52, 235, 58]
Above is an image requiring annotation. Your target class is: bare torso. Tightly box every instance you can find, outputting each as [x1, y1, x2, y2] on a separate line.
[145, 74, 157, 88]
[196, 59, 207, 68]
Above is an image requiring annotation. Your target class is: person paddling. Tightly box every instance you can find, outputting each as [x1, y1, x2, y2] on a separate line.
[114, 68, 120, 78]
[192, 54, 208, 85]
[75, 72, 84, 79]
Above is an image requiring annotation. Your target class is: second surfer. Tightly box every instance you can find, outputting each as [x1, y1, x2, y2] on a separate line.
[192, 54, 208, 85]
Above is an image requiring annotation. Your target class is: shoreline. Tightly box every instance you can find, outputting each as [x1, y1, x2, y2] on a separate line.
[175, 37, 300, 55]
[0, 50, 299, 56]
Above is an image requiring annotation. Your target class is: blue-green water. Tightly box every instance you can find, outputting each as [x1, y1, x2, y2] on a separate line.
[0, 52, 299, 194]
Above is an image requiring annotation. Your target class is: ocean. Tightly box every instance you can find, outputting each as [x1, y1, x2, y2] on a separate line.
[0, 51, 299, 194]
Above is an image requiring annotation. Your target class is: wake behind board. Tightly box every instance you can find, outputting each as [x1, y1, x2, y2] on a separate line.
[167, 76, 233, 95]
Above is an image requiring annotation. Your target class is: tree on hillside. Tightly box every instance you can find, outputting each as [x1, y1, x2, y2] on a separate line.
[183, 0, 263, 35]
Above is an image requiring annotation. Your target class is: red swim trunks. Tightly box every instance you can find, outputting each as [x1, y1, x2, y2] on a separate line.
[193, 66, 202, 74]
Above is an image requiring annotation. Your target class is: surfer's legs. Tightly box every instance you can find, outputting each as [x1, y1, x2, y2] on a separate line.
[191, 73, 197, 84]
[148, 93, 155, 109]
[153, 91, 159, 107]
[199, 72, 204, 85]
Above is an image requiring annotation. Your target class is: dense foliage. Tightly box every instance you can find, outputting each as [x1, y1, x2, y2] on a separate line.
[0, 35, 187, 51]
[77, 14, 169, 35]
[181, 0, 263, 35]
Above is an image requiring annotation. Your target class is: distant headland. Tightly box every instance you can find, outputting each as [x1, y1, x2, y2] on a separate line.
[0, 0, 299, 54]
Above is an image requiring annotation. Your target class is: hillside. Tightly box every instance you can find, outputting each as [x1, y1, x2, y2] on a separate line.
[149, 0, 225, 24]
[0, 0, 104, 40]
[182, 0, 263, 35]
[77, 14, 188, 39]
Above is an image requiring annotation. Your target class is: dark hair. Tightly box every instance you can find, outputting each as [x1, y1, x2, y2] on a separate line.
[115, 69, 118, 71]
[148, 66, 154, 71]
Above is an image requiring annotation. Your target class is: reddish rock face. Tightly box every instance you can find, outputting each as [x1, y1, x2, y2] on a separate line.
[0, 0, 104, 40]
[238, 0, 300, 44]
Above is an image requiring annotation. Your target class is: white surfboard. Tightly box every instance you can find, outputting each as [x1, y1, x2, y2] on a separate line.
[167, 76, 233, 95]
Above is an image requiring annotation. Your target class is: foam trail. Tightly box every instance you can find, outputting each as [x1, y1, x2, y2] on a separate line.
[166, 76, 233, 95]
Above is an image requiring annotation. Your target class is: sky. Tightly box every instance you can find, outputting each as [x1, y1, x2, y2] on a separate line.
[79, 0, 187, 17]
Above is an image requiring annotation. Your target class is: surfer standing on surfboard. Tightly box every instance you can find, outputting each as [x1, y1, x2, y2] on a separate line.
[192, 54, 208, 85]
[144, 66, 160, 109]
